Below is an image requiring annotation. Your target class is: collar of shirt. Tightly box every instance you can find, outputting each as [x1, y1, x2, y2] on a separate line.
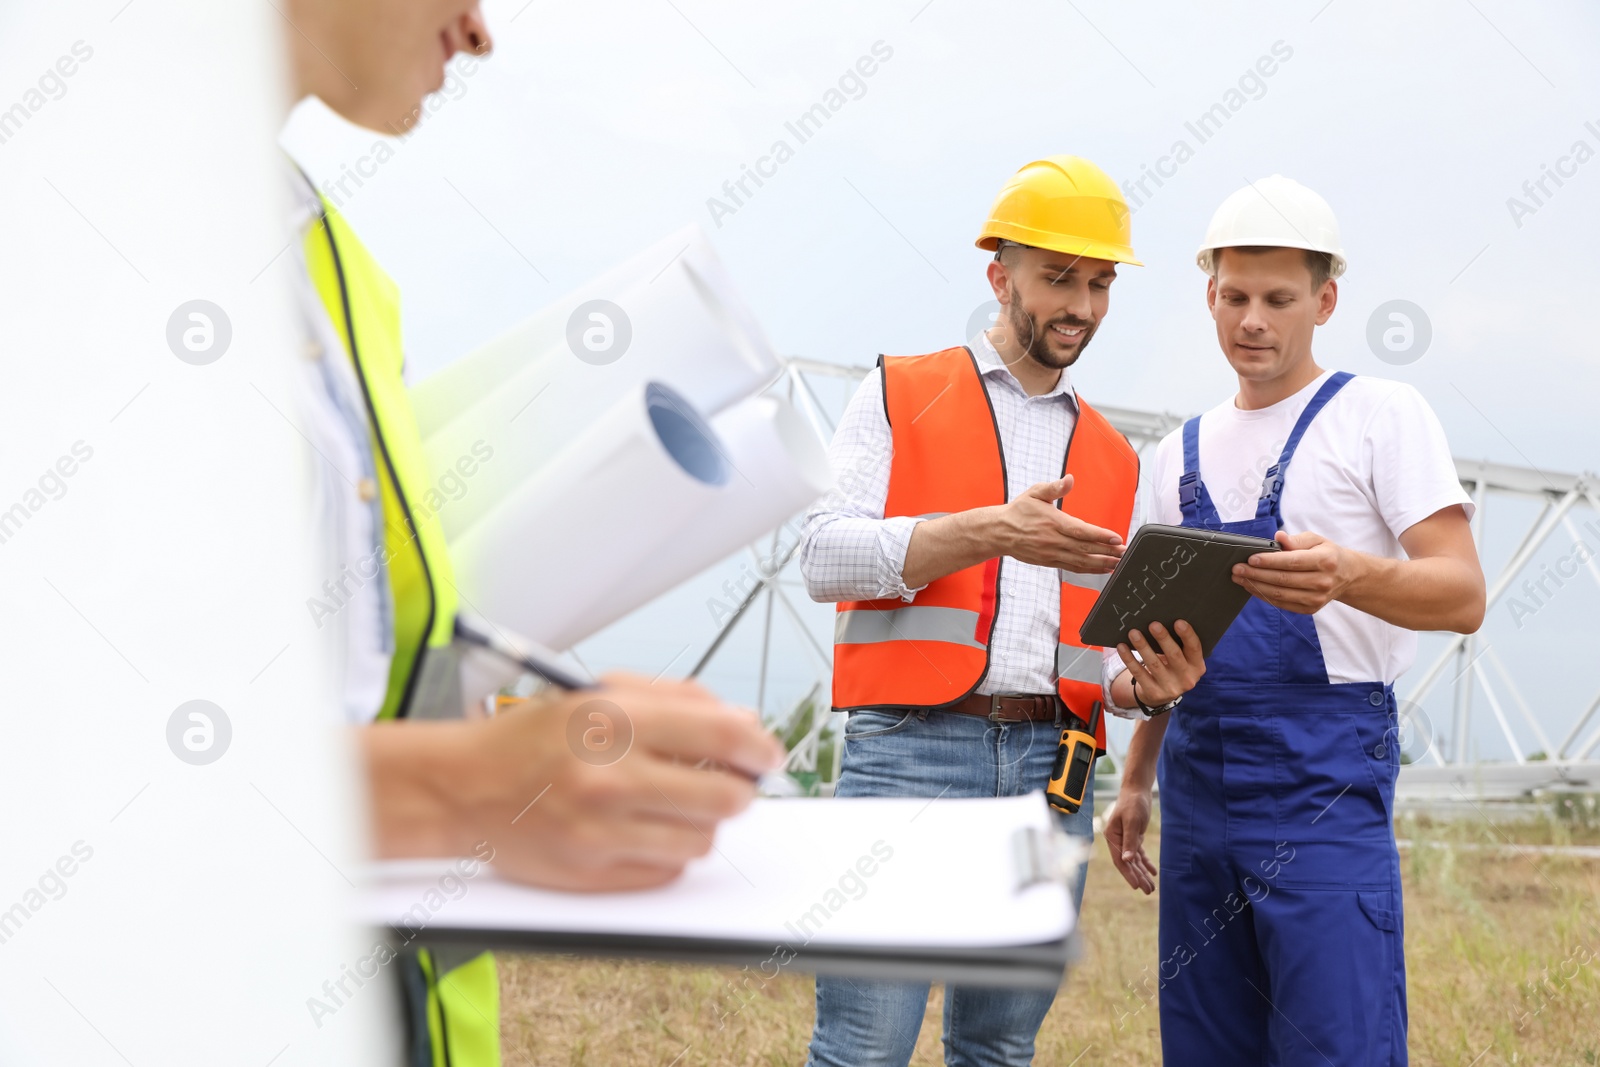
[970, 328, 1079, 411]
[285, 159, 325, 238]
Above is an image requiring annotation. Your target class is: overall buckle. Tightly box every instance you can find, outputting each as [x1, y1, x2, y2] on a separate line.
[1261, 464, 1285, 503]
[1177, 471, 1199, 508]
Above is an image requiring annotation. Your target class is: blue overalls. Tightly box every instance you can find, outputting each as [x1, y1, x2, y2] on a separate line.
[1157, 372, 1408, 1066]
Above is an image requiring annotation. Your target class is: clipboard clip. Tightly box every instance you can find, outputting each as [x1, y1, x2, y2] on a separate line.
[1010, 825, 1090, 893]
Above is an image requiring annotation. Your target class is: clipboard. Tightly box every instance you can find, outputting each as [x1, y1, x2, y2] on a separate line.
[362, 794, 1084, 989]
[1077, 523, 1279, 656]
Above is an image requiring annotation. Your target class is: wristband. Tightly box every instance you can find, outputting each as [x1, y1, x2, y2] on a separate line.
[1132, 676, 1181, 717]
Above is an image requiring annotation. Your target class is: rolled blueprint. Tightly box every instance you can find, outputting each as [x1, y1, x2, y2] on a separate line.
[413, 226, 782, 542]
[550, 392, 835, 648]
[450, 386, 832, 652]
[449, 381, 734, 650]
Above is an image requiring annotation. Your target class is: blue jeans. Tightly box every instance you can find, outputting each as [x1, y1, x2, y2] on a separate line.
[806, 708, 1095, 1067]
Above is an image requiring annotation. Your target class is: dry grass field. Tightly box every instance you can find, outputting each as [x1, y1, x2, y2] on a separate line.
[497, 804, 1600, 1067]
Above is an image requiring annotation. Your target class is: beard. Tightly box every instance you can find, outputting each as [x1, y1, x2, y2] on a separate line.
[1004, 284, 1097, 370]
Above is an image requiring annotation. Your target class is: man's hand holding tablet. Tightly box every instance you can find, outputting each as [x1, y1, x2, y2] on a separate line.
[1110, 620, 1207, 715]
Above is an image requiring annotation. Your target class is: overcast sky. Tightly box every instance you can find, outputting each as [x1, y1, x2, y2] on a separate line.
[285, 0, 1600, 762]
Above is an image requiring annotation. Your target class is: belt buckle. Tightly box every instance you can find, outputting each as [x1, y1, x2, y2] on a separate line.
[987, 694, 1024, 724]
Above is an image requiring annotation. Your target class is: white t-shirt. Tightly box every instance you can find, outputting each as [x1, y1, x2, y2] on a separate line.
[1147, 369, 1473, 685]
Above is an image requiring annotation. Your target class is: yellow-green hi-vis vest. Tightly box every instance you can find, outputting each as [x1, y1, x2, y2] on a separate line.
[303, 196, 500, 1067]
[302, 196, 457, 721]
[417, 947, 501, 1067]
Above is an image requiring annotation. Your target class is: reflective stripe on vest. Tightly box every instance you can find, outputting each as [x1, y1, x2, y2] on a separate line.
[1060, 569, 1109, 593]
[304, 197, 458, 720]
[831, 346, 1139, 750]
[1056, 642, 1104, 686]
[835, 606, 986, 649]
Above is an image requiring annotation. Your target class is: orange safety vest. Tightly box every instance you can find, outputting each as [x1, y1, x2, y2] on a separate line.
[832, 346, 1139, 750]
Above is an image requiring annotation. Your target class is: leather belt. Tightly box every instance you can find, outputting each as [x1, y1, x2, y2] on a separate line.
[948, 692, 1063, 724]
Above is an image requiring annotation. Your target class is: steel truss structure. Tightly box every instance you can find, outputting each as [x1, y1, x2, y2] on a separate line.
[690, 358, 1600, 800]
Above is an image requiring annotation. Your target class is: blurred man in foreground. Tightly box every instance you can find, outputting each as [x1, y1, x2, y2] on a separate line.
[281, 2, 783, 1061]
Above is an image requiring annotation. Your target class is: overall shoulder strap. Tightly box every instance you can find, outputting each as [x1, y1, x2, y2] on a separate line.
[1177, 415, 1220, 526]
[1256, 370, 1355, 521]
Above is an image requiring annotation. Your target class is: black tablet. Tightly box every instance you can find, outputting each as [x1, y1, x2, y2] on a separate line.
[1077, 524, 1280, 657]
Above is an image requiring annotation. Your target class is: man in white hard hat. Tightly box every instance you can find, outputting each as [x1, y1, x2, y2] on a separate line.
[1103, 175, 1486, 1065]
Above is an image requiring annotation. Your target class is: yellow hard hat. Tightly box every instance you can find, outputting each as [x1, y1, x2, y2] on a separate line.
[976, 155, 1142, 266]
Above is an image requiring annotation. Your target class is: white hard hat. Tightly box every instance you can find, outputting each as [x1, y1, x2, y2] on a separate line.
[1196, 175, 1346, 279]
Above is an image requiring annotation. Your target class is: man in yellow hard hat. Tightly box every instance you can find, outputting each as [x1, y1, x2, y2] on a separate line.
[280, 2, 783, 1063]
[798, 156, 1208, 1067]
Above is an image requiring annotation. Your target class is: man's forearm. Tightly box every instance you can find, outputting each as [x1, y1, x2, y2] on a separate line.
[1109, 668, 1138, 711]
[799, 514, 934, 603]
[902, 507, 1005, 591]
[1120, 715, 1170, 793]
[1339, 551, 1485, 633]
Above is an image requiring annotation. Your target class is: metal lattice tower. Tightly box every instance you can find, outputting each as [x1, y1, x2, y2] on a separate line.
[690, 358, 1600, 800]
